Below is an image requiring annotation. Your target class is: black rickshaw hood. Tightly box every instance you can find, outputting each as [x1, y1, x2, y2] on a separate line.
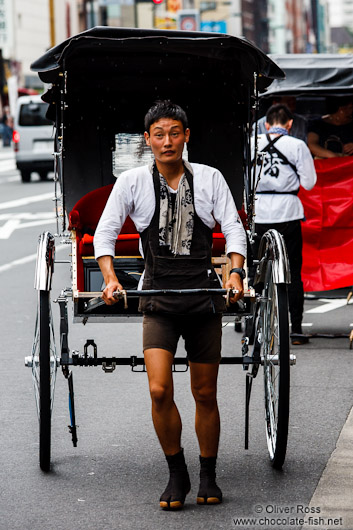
[31, 26, 284, 91]
[263, 53, 353, 97]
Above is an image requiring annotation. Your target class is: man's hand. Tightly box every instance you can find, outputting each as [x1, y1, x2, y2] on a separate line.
[343, 142, 353, 155]
[225, 272, 244, 304]
[102, 280, 124, 305]
[97, 255, 124, 305]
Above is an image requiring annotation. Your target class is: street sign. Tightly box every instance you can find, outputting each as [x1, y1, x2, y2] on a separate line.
[177, 9, 200, 31]
[201, 20, 227, 33]
[153, 0, 165, 4]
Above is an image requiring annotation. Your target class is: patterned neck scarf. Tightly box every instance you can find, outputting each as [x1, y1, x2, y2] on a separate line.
[268, 126, 289, 135]
[155, 162, 194, 255]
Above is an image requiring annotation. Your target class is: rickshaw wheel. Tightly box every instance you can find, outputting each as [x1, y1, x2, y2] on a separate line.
[260, 261, 290, 469]
[39, 290, 52, 471]
[32, 290, 57, 471]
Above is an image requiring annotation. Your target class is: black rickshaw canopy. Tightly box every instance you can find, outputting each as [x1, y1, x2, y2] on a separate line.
[31, 27, 284, 213]
[31, 26, 283, 87]
[263, 53, 353, 97]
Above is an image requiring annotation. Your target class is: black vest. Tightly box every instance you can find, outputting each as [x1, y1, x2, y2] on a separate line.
[138, 164, 226, 314]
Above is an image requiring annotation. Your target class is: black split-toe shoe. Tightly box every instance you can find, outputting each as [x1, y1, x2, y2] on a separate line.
[160, 449, 191, 510]
[197, 456, 223, 505]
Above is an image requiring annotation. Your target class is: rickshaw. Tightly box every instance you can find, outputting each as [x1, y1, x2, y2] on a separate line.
[257, 54, 353, 345]
[26, 27, 293, 473]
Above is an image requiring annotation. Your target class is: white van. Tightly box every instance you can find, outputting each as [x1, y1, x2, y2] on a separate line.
[13, 95, 54, 182]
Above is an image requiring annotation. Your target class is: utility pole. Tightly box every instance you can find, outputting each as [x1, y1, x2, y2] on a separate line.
[49, 0, 56, 48]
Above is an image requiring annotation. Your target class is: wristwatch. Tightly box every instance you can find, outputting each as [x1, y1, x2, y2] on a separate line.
[229, 267, 246, 280]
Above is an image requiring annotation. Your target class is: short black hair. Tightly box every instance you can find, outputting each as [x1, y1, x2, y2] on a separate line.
[144, 100, 188, 132]
[266, 104, 293, 126]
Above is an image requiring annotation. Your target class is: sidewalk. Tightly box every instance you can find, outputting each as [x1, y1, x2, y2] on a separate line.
[0, 143, 14, 157]
[308, 405, 353, 529]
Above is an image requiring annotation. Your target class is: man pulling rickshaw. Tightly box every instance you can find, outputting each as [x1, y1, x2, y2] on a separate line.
[94, 100, 246, 509]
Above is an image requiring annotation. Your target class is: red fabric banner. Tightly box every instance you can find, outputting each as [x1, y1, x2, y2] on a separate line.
[299, 157, 353, 292]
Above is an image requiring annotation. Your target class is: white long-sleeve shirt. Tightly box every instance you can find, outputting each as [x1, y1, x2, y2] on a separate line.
[94, 162, 247, 259]
[254, 134, 317, 223]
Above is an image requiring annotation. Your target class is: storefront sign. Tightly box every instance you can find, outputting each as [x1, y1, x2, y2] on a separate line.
[201, 21, 227, 33]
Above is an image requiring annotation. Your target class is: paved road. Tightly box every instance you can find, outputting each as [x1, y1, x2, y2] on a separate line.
[0, 151, 352, 530]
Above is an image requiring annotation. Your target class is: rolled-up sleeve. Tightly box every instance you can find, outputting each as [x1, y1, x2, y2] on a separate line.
[212, 170, 247, 258]
[94, 176, 131, 260]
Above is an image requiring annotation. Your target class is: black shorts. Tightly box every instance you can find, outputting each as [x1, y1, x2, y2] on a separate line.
[143, 313, 222, 364]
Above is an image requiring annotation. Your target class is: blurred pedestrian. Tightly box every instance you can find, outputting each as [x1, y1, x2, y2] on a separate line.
[253, 104, 317, 345]
[307, 96, 353, 158]
[2, 106, 13, 147]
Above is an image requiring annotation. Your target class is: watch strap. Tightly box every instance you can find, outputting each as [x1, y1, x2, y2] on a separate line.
[229, 267, 245, 279]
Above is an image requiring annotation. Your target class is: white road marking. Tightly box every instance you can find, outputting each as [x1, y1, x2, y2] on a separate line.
[0, 192, 53, 210]
[302, 323, 313, 327]
[0, 218, 56, 238]
[0, 252, 38, 273]
[0, 212, 55, 220]
[0, 219, 21, 238]
[0, 159, 16, 172]
[305, 299, 348, 314]
[0, 244, 66, 274]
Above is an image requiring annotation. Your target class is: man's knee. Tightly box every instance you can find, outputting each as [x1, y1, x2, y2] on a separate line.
[149, 383, 173, 408]
[192, 382, 217, 405]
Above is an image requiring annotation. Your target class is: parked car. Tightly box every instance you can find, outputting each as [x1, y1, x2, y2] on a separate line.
[13, 95, 54, 182]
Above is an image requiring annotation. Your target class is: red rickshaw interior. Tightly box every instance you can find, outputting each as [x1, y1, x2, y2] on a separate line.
[68, 183, 227, 292]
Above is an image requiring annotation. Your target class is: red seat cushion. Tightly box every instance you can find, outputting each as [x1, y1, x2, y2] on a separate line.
[69, 184, 138, 236]
[78, 232, 225, 257]
[69, 185, 238, 290]
[79, 233, 140, 256]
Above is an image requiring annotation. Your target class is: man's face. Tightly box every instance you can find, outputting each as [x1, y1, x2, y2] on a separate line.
[144, 118, 190, 165]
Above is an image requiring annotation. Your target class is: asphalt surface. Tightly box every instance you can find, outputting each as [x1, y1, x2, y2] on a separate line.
[0, 149, 352, 530]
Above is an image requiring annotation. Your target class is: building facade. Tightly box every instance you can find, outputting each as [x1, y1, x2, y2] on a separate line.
[267, 0, 329, 53]
[1, 0, 79, 91]
[327, 0, 353, 28]
[326, 0, 353, 51]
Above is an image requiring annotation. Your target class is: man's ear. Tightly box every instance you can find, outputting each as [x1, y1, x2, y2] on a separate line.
[185, 128, 190, 143]
[287, 119, 293, 131]
[144, 131, 150, 146]
[265, 122, 271, 131]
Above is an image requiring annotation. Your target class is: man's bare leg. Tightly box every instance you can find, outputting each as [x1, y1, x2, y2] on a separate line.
[190, 361, 222, 504]
[144, 348, 182, 454]
[144, 348, 190, 509]
[190, 361, 220, 456]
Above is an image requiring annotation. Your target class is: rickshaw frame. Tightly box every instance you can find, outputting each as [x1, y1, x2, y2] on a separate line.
[26, 27, 294, 473]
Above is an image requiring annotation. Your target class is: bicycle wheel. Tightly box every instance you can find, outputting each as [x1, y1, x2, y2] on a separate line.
[260, 260, 290, 469]
[31, 290, 57, 471]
